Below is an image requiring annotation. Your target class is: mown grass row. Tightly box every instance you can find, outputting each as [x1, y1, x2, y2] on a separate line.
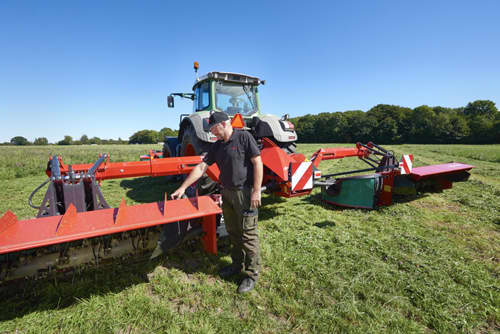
[0, 144, 498, 333]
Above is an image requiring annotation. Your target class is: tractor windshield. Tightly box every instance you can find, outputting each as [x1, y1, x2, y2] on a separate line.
[215, 81, 257, 116]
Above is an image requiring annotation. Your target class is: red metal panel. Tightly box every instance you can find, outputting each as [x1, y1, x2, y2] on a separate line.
[0, 211, 17, 234]
[409, 163, 474, 181]
[377, 171, 395, 207]
[47, 156, 206, 181]
[56, 204, 78, 235]
[311, 146, 368, 168]
[260, 138, 293, 181]
[0, 196, 221, 255]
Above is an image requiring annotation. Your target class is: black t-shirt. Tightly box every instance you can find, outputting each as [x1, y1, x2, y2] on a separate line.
[203, 129, 260, 189]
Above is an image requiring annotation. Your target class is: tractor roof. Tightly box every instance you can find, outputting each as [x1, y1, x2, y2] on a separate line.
[193, 71, 264, 89]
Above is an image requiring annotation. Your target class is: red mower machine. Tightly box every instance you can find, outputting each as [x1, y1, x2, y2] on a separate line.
[0, 114, 474, 285]
[0, 61, 475, 285]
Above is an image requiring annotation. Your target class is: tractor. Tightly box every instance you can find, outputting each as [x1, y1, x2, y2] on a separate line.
[163, 64, 298, 164]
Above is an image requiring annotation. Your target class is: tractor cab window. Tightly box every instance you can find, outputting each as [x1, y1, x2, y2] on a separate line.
[193, 82, 210, 111]
[215, 81, 257, 116]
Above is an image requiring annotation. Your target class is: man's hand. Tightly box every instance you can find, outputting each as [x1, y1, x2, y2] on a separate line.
[250, 189, 261, 208]
[170, 162, 208, 200]
[250, 155, 263, 209]
[171, 187, 186, 200]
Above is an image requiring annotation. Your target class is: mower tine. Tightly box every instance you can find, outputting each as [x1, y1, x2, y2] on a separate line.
[114, 198, 128, 225]
[0, 211, 17, 234]
[56, 204, 77, 235]
[150, 243, 164, 260]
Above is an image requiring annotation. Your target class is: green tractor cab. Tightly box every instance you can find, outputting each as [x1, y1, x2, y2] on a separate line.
[165, 67, 298, 159]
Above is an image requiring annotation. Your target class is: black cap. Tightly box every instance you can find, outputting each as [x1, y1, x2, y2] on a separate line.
[208, 112, 229, 127]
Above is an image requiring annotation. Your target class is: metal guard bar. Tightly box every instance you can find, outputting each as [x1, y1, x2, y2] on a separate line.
[0, 196, 221, 255]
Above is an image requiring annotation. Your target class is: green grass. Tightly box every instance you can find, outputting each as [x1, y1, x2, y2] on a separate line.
[0, 144, 163, 180]
[0, 144, 499, 333]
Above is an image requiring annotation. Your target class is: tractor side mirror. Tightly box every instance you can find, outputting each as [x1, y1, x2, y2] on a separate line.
[167, 95, 174, 108]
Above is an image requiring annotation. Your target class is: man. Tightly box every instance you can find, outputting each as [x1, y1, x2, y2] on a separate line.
[171, 111, 263, 293]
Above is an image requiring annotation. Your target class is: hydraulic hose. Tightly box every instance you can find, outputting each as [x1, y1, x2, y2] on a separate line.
[28, 178, 50, 209]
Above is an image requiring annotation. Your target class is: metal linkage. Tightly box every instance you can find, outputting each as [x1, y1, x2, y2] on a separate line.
[356, 142, 397, 171]
[314, 142, 399, 183]
[34, 155, 111, 217]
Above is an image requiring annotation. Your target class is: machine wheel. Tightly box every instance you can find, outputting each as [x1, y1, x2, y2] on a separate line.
[180, 126, 208, 157]
[162, 141, 172, 158]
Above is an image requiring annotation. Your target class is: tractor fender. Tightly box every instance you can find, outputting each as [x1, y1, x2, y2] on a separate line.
[256, 115, 297, 143]
[179, 113, 212, 144]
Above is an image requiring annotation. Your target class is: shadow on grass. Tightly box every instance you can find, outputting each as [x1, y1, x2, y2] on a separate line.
[0, 239, 232, 322]
[300, 191, 430, 209]
[314, 221, 337, 228]
[258, 194, 287, 221]
[392, 193, 429, 204]
[301, 193, 352, 211]
[120, 176, 182, 203]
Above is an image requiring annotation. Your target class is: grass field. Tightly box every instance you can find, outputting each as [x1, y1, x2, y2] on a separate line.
[0, 144, 499, 333]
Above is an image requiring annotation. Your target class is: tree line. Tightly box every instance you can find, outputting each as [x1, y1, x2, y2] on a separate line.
[290, 100, 500, 144]
[4, 127, 179, 146]
[4, 100, 499, 146]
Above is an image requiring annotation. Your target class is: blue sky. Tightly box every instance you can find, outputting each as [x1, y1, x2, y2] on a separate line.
[1, 0, 499, 143]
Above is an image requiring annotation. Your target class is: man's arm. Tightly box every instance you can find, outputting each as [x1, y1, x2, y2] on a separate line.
[250, 155, 263, 208]
[171, 162, 209, 199]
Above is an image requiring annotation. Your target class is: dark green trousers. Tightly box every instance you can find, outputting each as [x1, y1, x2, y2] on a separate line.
[222, 187, 260, 280]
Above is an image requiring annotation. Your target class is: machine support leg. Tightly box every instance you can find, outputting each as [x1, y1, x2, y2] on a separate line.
[201, 214, 217, 254]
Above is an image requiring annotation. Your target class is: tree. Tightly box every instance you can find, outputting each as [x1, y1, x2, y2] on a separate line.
[344, 111, 378, 143]
[294, 115, 316, 143]
[367, 104, 411, 143]
[57, 135, 73, 145]
[493, 119, 500, 143]
[314, 113, 335, 143]
[468, 115, 494, 143]
[408, 106, 438, 143]
[89, 137, 101, 145]
[129, 130, 159, 144]
[464, 100, 498, 120]
[325, 112, 348, 142]
[80, 135, 89, 144]
[33, 137, 49, 145]
[159, 127, 178, 140]
[10, 136, 29, 145]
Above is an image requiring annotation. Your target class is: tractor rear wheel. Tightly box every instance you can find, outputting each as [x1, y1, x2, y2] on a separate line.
[180, 126, 208, 157]
[162, 142, 172, 158]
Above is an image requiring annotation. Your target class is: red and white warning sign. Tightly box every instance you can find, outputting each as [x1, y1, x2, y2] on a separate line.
[291, 161, 313, 191]
[400, 154, 413, 174]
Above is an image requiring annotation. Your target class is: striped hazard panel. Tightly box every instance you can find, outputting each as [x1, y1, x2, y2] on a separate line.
[400, 154, 413, 174]
[291, 161, 313, 192]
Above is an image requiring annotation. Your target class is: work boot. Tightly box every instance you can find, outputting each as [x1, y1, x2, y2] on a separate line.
[237, 277, 256, 293]
[218, 265, 241, 278]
